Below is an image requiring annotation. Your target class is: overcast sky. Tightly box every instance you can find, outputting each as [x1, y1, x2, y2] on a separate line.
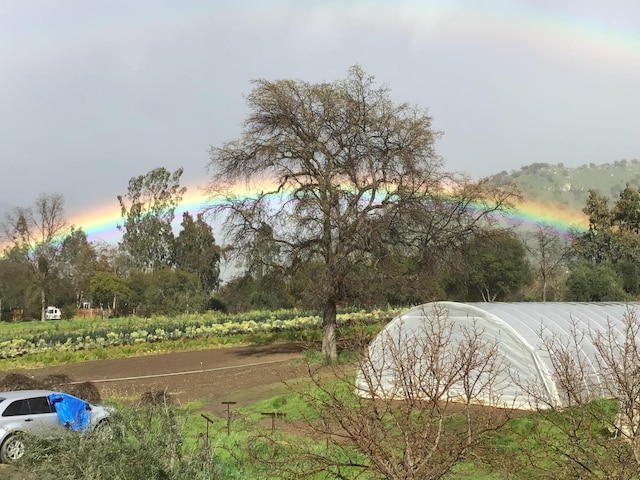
[1, 0, 639, 224]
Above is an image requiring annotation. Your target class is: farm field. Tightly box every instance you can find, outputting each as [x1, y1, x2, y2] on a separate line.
[8, 342, 309, 414]
[0, 342, 312, 480]
[1, 307, 629, 479]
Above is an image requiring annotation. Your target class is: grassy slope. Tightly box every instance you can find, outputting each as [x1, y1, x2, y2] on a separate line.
[489, 159, 640, 211]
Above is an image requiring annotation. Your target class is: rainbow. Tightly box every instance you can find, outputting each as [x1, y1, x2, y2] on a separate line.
[69, 187, 214, 245]
[67, 183, 588, 246]
[21, 3, 640, 79]
[349, 2, 640, 68]
[494, 199, 587, 233]
[72, 179, 277, 244]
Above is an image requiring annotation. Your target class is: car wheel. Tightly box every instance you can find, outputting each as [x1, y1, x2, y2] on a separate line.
[0, 434, 26, 463]
[93, 419, 116, 441]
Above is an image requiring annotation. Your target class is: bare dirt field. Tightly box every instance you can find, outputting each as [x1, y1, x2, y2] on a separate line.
[17, 343, 310, 413]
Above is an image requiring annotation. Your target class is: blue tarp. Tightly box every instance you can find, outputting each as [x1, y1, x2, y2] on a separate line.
[48, 393, 91, 432]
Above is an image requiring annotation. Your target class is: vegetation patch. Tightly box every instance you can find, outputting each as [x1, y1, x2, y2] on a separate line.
[0, 307, 398, 369]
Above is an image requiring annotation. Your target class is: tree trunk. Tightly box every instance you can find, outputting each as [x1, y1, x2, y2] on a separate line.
[322, 299, 338, 362]
[40, 287, 46, 322]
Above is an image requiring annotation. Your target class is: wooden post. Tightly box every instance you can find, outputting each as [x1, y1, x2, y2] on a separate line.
[261, 412, 286, 434]
[221, 401, 236, 435]
[201, 414, 215, 448]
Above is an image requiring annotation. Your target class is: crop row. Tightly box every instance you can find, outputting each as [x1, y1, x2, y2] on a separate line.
[0, 307, 403, 358]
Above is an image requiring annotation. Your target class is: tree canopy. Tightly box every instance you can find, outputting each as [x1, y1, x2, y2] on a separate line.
[118, 167, 186, 273]
[174, 212, 222, 294]
[571, 184, 640, 299]
[451, 230, 533, 302]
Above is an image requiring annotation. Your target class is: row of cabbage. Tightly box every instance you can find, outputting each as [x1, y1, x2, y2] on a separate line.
[0, 307, 404, 358]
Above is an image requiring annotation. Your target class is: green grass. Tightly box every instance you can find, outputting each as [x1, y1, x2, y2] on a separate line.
[239, 391, 318, 423]
[299, 348, 360, 365]
[12, 383, 630, 480]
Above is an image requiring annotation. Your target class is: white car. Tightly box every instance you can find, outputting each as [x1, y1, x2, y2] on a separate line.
[0, 389, 112, 463]
[45, 306, 61, 320]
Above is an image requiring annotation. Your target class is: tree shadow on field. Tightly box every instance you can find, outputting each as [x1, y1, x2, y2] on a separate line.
[233, 343, 307, 358]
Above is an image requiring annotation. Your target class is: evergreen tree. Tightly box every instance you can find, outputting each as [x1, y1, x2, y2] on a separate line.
[174, 212, 222, 293]
[117, 167, 186, 272]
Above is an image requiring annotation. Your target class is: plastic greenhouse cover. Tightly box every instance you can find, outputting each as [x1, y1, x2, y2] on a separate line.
[356, 301, 640, 409]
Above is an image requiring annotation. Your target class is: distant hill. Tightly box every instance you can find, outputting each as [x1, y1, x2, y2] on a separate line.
[488, 159, 640, 212]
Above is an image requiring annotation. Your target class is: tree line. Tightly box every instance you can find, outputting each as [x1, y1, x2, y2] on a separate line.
[1, 66, 639, 361]
[0, 170, 222, 322]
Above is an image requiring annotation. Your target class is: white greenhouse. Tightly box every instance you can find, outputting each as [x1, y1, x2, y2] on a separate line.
[356, 302, 640, 410]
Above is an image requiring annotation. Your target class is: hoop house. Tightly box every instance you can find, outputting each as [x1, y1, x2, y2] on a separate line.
[356, 302, 640, 410]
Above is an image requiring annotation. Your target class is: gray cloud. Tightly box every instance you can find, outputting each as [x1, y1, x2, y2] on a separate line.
[1, 0, 638, 226]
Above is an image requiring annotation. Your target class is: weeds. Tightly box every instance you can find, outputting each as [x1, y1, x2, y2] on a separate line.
[18, 404, 223, 480]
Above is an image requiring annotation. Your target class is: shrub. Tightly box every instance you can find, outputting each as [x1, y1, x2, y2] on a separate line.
[18, 404, 222, 480]
[138, 389, 176, 408]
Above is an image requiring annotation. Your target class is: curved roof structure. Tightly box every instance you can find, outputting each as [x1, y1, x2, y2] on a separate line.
[356, 302, 640, 410]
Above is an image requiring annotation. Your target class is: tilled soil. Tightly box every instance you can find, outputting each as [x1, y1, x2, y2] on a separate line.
[19, 343, 307, 412]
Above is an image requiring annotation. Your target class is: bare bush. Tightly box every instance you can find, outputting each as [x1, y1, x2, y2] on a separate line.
[138, 389, 176, 408]
[592, 307, 640, 474]
[258, 304, 515, 480]
[510, 308, 640, 479]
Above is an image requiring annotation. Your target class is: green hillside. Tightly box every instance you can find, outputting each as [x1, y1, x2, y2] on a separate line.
[488, 159, 640, 211]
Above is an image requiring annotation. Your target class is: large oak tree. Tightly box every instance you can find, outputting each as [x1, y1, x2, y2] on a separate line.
[207, 66, 517, 360]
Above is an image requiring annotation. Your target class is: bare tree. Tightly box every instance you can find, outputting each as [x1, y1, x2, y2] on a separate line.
[207, 65, 519, 360]
[255, 305, 514, 480]
[592, 308, 640, 471]
[510, 310, 640, 479]
[1, 193, 68, 321]
[522, 223, 573, 301]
